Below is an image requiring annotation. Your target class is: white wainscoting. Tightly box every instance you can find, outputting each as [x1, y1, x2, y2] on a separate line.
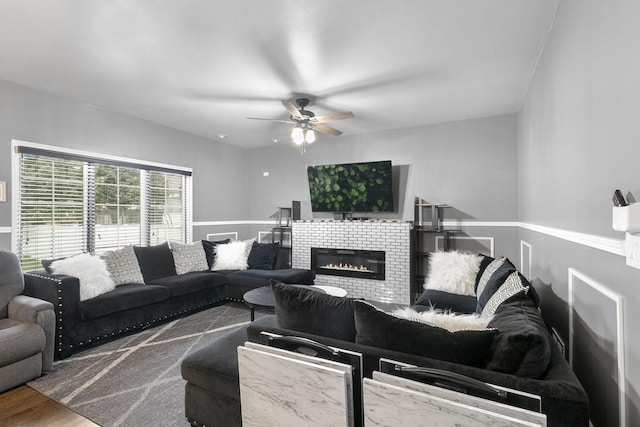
[206, 232, 238, 241]
[568, 268, 625, 427]
[520, 241, 532, 280]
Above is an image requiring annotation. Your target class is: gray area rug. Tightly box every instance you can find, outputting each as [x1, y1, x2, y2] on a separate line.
[29, 303, 257, 427]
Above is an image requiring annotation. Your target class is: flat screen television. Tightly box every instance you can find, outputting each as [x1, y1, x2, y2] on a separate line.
[307, 160, 394, 213]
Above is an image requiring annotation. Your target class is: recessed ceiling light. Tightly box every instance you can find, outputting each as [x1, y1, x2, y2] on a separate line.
[272, 139, 279, 143]
[217, 134, 228, 139]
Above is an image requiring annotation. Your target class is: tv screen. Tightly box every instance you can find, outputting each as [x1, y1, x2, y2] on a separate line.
[307, 160, 394, 213]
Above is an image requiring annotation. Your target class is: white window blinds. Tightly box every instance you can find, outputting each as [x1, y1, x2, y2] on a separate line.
[18, 155, 87, 270]
[15, 144, 192, 269]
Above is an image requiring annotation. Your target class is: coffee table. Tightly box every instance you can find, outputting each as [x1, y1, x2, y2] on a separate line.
[242, 285, 347, 321]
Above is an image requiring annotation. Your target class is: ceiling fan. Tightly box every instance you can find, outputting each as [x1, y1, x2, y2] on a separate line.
[247, 98, 354, 145]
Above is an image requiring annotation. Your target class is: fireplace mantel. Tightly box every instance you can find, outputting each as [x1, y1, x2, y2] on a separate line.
[292, 220, 412, 304]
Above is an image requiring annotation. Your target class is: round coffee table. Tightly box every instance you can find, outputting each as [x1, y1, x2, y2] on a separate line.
[242, 285, 347, 321]
[242, 286, 276, 321]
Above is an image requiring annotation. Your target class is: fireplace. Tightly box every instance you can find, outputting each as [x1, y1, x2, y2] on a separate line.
[311, 247, 385, 280]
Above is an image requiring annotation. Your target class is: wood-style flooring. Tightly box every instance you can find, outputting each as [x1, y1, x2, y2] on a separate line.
[0, 385, 99, 427]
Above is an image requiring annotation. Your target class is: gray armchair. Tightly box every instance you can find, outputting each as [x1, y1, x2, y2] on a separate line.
[0, 250, 55, 392]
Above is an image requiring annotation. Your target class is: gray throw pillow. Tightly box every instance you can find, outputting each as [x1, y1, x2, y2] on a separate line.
[171, 241, 208, 274]
[101, 245, 145, 286]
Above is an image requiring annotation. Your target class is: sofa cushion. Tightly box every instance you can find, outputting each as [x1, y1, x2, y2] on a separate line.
[354, 301, 497, 367]
[202, 239, 230, 270]
[475, 257, 517, 314]
[79, 284, 171, 320]
[0, 319, 46, 366]
[484, 293, 551, 378]
[171, 241, 209, 274]
[424, 251, 482, 296]
[147, 272, 227, 297]
[101, 245, 145, 285]
[272, 282, 357, 342]
[134, 243, 177, 282]
[224, 268, 316, 288]
[181, 324, 249, 400]
[247, 242, 280, 270]
[413, 289, 477, 314]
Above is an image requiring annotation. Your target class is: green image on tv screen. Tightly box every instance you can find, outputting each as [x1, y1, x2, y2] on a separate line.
[307, 160, 394, 213]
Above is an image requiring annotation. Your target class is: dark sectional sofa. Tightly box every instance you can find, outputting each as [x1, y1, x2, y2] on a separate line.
[22, 242, 315, 359]
[181, 256, 590, 427]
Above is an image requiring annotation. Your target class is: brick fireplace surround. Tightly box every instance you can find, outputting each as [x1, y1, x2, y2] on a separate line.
[292, 220, 412, 304]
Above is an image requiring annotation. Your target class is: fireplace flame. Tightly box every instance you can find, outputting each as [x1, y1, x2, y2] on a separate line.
[322, 263, 372, 273]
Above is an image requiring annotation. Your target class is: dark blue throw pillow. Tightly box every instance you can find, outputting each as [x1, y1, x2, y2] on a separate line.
[247, 242, 280, 270]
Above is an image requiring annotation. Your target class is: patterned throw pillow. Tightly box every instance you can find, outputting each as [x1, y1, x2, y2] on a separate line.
[101, 245, 145, 286]
[480, 271, 529, 318]
[171, 241, 208, 274]
[475, 256, 517, 314]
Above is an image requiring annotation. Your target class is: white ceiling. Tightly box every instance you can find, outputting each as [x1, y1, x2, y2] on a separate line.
[0, 0, 559, 148]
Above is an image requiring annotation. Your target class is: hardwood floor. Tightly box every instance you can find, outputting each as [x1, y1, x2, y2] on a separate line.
[0, 385, 99, 427]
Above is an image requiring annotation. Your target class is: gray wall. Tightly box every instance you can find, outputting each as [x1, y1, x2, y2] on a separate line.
[0, 79, 250, 248]
[247, 114, 521, 259]
[248, 114, 518, 223]
[247, 114, 521, 262]
[518, 0, 640, 424]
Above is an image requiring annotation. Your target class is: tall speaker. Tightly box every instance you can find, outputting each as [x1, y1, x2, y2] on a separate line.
[292, 200, 301, 220]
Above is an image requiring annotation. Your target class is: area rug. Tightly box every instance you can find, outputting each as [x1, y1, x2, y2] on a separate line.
[29, 303, 258, 427]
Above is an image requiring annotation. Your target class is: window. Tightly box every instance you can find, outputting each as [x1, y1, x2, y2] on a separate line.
[14, 142, 192, 270]
[94, 165, 142, 254]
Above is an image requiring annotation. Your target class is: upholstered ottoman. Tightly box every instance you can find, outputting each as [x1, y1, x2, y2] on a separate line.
[181, 324, 249, 427]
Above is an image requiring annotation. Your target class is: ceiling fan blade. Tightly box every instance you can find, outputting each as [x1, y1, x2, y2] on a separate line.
[246, 117, 296, 124]
[282, 100, 303, 119]
[314, 111, 354, 123]
[313, 123, 343, 136]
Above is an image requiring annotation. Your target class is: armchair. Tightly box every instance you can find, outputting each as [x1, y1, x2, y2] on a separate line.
[0, 250, 55, 392]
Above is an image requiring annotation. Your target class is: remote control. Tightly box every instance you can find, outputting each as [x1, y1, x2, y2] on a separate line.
[613, 189, 628, 207]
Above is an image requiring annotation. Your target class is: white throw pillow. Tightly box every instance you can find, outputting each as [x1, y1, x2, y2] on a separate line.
[101, 245, 145, 285]
[424, 251, 482, 296]
[50, 253, 116, 301]
[212, 238, 256, 271]
[171, 241, 208, 274]
[392, 307, 492, 332]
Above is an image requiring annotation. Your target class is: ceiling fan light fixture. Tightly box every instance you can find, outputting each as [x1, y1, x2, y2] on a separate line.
[291, 126, 304, 145]
[305, 129, 316, 143]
